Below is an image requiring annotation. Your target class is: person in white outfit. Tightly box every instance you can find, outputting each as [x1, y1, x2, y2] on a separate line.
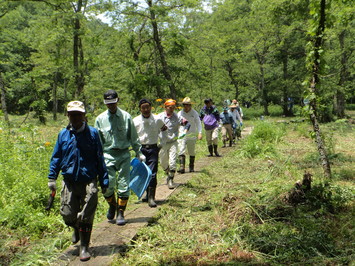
[133, 99, 166, 207]
[177, 97, 203, 173]
[158, 99, 190, 189]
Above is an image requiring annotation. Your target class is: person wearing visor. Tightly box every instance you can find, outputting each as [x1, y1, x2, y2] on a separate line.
[177, 97, 202, 173]
[47, 101, 109, 261]
[158, 99, 190, 189]
[95, 90, 144, 225]
[133, 99, 166, 207]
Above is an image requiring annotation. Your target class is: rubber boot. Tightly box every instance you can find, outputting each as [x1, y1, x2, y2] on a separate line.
[116, 197, 128, 226]
[72, 226, 79, 244]
[177, 155, 186, 174]
[167, 170, 175, 189]
[208, 145, 213, 157]
[79, 223, 92, 262]
[147, 187, 157, 208]
[105, 194, 116, 220]
[213, 145, 221, 157]
[189, 156, 195, 172]
[229, 140, 233, 147]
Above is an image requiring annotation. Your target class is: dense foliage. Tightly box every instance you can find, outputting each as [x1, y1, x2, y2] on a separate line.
[0, 0, 354, 120]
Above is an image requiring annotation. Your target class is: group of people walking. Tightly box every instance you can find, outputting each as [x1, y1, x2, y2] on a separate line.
[46, 90, 243, 261]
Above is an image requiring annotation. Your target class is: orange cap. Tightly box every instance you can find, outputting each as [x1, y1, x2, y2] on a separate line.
[164, 99, 176, 106]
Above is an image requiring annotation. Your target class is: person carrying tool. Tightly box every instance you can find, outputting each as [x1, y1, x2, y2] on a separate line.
[95, 89, 144, 226]
[158, 99, 190, 189]
[133, 98, 166, 207]
[177, 97, 202, 173]
[47, 100, 109, 261]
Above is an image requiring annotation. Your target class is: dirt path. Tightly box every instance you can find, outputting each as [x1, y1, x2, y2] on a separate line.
[57, 127, 253, 265]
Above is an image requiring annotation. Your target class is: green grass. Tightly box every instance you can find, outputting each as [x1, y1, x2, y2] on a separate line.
[111, 119, 354, 265]
[0, 109, 354, 265]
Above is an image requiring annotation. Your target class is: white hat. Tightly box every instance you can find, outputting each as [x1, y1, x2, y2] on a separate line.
[181, 97, 192, 104]
[67, 101, 85, 113]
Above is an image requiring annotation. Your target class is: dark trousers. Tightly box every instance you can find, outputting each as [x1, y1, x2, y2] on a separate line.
[141, 145, 159, 188]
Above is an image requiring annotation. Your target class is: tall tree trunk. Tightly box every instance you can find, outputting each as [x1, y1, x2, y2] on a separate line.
[73, 0, 85, 98]
[0, 72, 10, 124]
[335, 29, 348, 118]
[308, 0, 331, 179]
[225, 61, 239, 100]
[147, 0, 176, 99]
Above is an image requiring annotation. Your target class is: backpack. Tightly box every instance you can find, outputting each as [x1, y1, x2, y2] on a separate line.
[203, 113, 218, 130]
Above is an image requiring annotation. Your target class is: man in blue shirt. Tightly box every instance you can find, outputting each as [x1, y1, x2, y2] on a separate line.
[220, 107, 234, 147]
[47, 101, 109, 261]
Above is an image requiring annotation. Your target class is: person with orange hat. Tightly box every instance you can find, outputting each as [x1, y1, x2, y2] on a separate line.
[158, 99, 190, 189]
[177, 97, 202, 173]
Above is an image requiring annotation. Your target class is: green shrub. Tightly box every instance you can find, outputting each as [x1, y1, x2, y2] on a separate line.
[238, 121, 285, 158]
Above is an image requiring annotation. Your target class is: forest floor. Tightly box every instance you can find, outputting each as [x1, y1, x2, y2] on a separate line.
[57, 127, 254, 266]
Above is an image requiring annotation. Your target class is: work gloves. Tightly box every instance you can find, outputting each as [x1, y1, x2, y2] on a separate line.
[48, 179, 56, 191]
[137, 153, 146, 163]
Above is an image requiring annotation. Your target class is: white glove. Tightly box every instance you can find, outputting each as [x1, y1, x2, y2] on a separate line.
[137, 154, 146, 163]
[48, 179, 57, 191]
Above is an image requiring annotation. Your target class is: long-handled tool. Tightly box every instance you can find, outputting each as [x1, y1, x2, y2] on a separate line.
[45, 190, 56, 211]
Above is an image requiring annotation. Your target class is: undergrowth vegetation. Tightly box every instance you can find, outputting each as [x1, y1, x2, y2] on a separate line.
[112, 119, 354, 265]
[0, 111, 354, 265]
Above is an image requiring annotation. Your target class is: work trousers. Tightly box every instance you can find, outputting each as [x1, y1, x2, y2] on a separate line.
[205, 127, 219, 146]
[159, 141, 178, 171]
[103, 149, 131, 198]
[222, 124, 233, 142]
[60, 180, 98, 226]
[178, 137, 197, 156]
[141, 145, 159, 188]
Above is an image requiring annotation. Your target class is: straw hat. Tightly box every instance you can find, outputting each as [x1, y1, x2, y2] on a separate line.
[181, 97, 192, 105]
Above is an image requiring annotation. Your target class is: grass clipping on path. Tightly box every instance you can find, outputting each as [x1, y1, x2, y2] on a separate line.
[113, 121, 354, 265]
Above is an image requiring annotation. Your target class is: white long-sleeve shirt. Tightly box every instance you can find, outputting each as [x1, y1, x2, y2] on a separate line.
[177, 108, 202, 140]
[133, 114, 165, 145]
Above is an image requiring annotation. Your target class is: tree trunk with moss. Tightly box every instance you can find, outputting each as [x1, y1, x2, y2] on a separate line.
[308, 0, 331, 179]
